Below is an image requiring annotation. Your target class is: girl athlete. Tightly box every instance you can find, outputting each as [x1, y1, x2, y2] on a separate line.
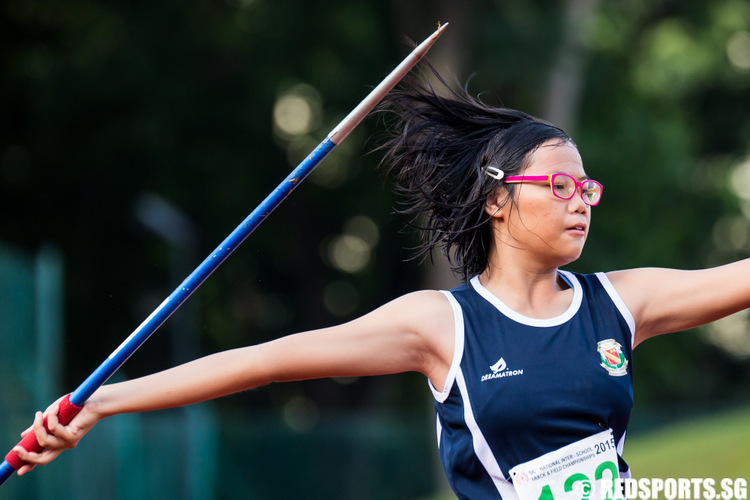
[13, 77, 750, 499]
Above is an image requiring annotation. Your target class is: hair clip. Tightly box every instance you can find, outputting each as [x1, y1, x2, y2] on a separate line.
[485, 166, 505, 180]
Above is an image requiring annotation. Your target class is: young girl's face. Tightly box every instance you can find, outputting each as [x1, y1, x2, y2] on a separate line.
[492, 139, 594, 268]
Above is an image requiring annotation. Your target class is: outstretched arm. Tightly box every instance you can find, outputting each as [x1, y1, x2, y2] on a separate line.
[14, 290, 455, 472]
[607, 258, 750, 347]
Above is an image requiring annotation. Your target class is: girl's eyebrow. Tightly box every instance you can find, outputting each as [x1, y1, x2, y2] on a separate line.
[540, 168, 592, 181]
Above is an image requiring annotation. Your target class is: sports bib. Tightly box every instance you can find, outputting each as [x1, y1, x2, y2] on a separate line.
[510, 429, 622, 500]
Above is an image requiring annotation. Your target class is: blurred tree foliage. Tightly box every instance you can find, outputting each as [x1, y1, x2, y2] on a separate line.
[2, 0, 750, 424]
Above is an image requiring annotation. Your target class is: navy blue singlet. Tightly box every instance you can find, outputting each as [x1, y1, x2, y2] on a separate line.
[431, 271, 635, 500]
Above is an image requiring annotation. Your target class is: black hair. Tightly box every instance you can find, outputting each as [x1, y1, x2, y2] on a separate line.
[376, 73, 572, 283]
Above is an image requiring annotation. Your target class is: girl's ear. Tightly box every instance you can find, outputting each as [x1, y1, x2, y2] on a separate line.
[485, 189, 506, 220]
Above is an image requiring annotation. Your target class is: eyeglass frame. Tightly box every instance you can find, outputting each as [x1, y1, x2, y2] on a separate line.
[503, 173, 603, 206]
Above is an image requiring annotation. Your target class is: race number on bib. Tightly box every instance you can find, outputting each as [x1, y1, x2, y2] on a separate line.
[510, 429, 622, 500]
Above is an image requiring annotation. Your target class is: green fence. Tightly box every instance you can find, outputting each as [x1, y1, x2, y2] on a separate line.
[0, 243, 65, 498]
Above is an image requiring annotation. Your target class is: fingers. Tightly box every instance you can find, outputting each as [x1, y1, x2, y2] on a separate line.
[12, 407, 78, 472]
[34, 410, 78, 451]
[11, 396, 96, 475]
[30, 411, 60, 450]
[16, 462, 35, 476]
[13, 407, 74, 476]
[12, 445, 64, 474]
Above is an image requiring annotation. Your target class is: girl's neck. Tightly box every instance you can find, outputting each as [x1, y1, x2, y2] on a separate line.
[478, 265, 572, 319]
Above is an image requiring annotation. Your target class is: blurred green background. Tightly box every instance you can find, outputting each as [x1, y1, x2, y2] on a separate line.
[2, 0, 749, 498]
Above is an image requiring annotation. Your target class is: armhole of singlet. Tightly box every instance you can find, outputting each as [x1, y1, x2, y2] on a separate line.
[428, 290, 465, 403]
[595, 272, 636, 351]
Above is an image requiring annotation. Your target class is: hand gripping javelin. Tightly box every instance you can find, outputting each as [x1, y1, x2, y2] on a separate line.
[0, 22, 448, 485]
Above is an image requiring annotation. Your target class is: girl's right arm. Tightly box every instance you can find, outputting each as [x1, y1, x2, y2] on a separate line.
[13, 289, 456, 474]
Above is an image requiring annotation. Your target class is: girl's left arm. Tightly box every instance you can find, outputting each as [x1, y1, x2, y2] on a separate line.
[606, 258, 750, 347]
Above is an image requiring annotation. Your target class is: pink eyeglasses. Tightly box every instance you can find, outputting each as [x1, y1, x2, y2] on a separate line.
[504, 173, 603, 206]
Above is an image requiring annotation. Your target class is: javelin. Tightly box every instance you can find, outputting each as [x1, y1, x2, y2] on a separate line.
[0, 22, 448, 485]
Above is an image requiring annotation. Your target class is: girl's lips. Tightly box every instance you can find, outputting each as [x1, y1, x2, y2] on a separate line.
[566, 223, 587, 234]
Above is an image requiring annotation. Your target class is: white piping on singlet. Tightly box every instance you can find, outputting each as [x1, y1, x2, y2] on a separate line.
[470, 271, 583, 328]
[594, 272, 637, 352]
[455, 368, 518, 499]
[429, 291, 465, 403]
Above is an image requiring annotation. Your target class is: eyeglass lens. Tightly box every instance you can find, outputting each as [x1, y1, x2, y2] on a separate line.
[551, 174, 601, 205]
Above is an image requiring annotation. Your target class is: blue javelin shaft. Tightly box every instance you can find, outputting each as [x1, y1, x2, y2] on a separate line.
[0, 23, 447, 486]
[0, 463, 12, 486]
[0, 461, 11, 483]
[0, 141, 340, 486]
[71, 138, 338, 406]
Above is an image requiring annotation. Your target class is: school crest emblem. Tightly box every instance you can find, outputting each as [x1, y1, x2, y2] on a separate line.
[597, 339, 628, 376]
